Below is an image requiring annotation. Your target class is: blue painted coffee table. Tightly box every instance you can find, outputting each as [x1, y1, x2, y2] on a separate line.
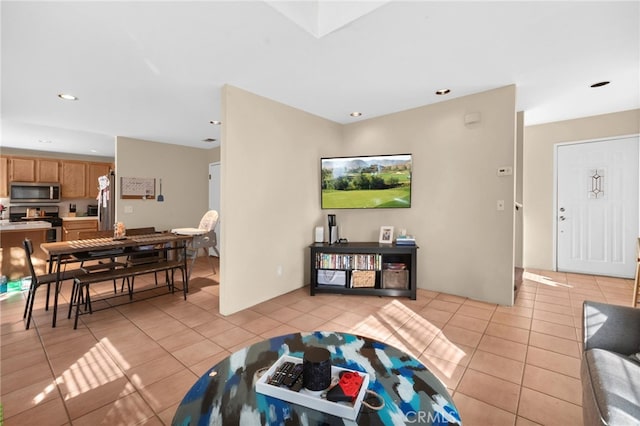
[172, 331, 461, 425]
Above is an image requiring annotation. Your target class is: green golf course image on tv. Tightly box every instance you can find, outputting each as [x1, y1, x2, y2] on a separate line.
[321, 154, 412, 209]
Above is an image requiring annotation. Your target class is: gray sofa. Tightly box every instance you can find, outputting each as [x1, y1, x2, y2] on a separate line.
[582, 301, 640, 425]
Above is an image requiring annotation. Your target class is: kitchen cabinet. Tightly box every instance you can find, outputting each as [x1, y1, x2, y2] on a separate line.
[0, 156, 8, 197]
[62, 218, 98, 241]
[9, 157, 36, 182]
[6, 156, 59, 183]
[36, 158, 60, 182]
[61, 160, 87, 198]
[4, 155, 111, 199]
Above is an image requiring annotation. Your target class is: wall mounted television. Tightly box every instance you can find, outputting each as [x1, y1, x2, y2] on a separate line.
[321, 154, 412, 209]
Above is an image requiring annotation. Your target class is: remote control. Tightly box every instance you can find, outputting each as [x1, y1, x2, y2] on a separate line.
[283, 363, 303, 387]
[268, 361, 294, 386]
[290, 373, 304, 392]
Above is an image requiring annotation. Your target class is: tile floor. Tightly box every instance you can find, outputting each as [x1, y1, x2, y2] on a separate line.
[0, 258, 635, 425]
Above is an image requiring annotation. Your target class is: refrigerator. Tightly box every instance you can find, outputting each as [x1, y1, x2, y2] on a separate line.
[97, 170, 116, 231]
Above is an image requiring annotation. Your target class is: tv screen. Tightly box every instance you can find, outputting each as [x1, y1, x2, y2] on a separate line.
[321, 154, 412, 209]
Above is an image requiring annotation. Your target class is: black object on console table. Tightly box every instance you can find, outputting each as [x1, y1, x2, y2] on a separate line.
[309, 242, 418, 300]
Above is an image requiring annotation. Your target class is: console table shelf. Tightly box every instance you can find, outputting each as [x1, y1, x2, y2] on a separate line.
[309, 242, 418, 300]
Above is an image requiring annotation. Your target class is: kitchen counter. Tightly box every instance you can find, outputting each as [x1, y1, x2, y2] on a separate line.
[62, 216, 98, 221]
[0, 220, 52, 231]
[1, 223, 49, 280]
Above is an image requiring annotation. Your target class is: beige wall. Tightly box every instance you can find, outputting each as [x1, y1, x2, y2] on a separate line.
[340, 85, 517, 305]
[115, 136, 211, 231]
[523, 109, 640, 270]
[220, 85, 343, 315]
[221, 85, 516, 314]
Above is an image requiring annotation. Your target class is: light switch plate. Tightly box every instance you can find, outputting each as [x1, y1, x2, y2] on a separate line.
[497, 166, 513, 176]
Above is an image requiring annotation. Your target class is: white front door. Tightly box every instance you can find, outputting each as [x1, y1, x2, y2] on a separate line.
[556, 136, 639, 278]
[208, 162, 221, 255]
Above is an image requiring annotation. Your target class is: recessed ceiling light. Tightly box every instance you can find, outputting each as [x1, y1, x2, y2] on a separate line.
[435, 89, 451, 95]
[209, 120, 222, 125]
[590, 81, 610, 88]
[202, 138, 217, 143]
[350, 112, 362, 117]
[90, 149, 98, 153]
[37, 139, 52, 144]
[58, 93, 78, 101]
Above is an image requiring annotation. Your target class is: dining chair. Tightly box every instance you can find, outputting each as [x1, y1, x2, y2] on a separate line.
[22, 238, 84, 329]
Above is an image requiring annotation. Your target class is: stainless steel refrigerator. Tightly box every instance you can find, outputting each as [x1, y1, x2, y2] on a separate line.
[97, 170, 116, 231]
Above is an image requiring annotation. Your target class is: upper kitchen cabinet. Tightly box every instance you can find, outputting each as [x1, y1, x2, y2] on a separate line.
[36, 158, 60, 182]
[7, 156, 60, 183]
[9, 157, 36, 182]
[61, 160, 87, 198]
[0, 156, 8, 197]
[86, 162, 111, 199]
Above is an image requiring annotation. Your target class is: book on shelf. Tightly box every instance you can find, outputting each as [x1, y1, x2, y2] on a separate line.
[395, 235, 416, 246]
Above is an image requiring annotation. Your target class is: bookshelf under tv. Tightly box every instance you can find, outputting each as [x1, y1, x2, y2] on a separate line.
[309, 242, 418, 300]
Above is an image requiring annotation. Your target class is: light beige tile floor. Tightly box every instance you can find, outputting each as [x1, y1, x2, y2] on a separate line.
[0, 259, 635, 425]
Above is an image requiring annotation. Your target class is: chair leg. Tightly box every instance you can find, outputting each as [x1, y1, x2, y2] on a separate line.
[24, 283, 38, 330]
[44, 281, 51, 311]
[73, 285, 84, 330]
[204, 247, 217, 275]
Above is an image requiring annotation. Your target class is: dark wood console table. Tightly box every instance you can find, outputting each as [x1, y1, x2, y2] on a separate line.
[309, 242, 418, 300]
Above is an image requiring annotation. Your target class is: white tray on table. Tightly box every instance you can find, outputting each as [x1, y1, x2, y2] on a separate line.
[255, 354, 369, 421]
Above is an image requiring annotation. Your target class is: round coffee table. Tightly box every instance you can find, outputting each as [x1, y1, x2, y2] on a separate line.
[172, 331, 461, 425]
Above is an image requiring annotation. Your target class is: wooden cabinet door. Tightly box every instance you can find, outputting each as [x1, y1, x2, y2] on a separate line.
[0, 156, 8, 197]
[9, 157, 36, 182]
[61, 161, 87, 198]
[62, 219, 98, 241]
[36, 159, 60, 182]
[86, 162, 111, 199]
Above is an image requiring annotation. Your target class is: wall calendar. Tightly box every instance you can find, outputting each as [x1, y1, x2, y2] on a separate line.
[120, 177, 156, 199]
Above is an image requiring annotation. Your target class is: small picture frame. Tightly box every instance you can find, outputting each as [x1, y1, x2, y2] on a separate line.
[379, 226, 394, 244]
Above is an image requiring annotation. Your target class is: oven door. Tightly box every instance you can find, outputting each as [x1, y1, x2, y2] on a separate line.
[46, 226, 62, 242]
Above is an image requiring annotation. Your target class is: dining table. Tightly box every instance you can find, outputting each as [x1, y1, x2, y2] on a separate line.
[40, 232, 192, 327]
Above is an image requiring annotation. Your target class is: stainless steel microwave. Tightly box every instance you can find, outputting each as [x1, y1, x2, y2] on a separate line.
[10, 182, 61, 203]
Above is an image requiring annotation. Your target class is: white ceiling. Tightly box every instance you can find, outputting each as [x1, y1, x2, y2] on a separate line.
[2, 1, 638, 158]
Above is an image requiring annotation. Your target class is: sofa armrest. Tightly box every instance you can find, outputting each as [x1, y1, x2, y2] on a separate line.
[583, 300, 640, 354]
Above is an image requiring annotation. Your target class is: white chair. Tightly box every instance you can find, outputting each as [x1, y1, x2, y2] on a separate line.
[172, 210, 219, 280]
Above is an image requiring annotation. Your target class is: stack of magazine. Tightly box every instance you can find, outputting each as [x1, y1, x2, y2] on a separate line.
[395, 235, 416, 246]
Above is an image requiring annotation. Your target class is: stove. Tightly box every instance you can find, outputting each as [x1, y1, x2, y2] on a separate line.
[9, 205, 62, 241]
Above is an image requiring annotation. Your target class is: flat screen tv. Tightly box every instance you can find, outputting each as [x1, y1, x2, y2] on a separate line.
[321, 154, 412, 209]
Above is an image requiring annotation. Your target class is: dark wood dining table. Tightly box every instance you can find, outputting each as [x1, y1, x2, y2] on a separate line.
[40, 232, 192, 327]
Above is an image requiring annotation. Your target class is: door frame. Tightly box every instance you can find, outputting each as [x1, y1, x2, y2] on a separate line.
[552, 133, 640, 273]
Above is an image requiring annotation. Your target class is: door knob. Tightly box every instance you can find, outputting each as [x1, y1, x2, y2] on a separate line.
[559, 216, 566, 221]
[559, 207, 565, 212]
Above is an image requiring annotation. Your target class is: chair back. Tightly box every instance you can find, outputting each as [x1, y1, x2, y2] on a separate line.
[127, 227, 156, 236]
[77, 230, 113, 240]
[198, 210, 219, 232]
[23, 239, 38, 283]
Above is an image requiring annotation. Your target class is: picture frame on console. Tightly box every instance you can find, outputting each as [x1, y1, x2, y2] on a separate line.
[379, 226, 394, 244]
